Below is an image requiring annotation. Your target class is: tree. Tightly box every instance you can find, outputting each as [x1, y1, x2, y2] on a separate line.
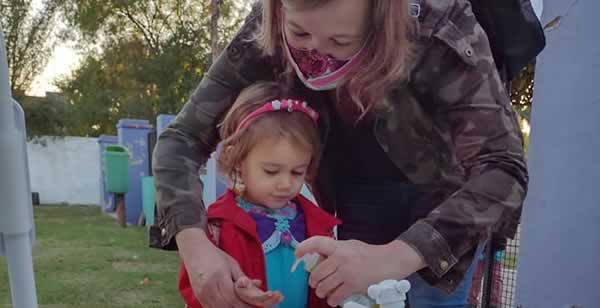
[509, 62, 536, 153]
[0, 0, 63, 98]
[20, 93, 70, 139]
[510, 62, 536, 121]
[55, 0, 250, 136]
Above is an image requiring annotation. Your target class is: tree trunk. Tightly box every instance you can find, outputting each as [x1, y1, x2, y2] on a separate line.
[210, 0, 222, 63]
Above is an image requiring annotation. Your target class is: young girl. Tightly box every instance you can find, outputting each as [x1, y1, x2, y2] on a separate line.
[178, 82, 339, 308]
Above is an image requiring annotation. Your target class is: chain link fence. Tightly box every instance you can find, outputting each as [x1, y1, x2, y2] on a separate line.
[469, 228, 520, 308]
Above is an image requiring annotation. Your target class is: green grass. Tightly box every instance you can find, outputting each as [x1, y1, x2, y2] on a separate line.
[0, 205, 184, 308]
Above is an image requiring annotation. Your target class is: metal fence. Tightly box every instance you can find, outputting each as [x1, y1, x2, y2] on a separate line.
[471, 74, 526, 308]
[469, 228, 520, 308]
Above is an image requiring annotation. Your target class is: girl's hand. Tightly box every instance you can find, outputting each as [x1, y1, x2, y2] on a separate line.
[295, 236, 425, 307]
[234, 276, 284, 307]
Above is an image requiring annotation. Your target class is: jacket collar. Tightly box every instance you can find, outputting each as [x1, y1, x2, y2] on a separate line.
[207, 190, 340, 239]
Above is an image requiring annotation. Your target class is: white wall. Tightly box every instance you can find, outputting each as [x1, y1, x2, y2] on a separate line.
[27, 136, 101, 205]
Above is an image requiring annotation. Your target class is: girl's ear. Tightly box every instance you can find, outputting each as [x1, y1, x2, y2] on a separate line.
[222, 145, 238, 162]
[224, 145, 243, 175]
[224, 145, 235, 155]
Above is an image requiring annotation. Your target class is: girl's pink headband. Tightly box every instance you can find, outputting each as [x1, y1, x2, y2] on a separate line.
[235, 99, 319, 133]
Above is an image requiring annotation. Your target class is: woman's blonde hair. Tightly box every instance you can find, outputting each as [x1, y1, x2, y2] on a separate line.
[217, 82, 321, 187]
[256, 0, 413, 122]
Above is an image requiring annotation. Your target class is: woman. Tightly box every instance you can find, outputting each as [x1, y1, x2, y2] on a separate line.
[151, 0, 527, 307]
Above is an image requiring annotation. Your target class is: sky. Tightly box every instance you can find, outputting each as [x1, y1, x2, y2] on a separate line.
[28, 43, 81, 97]
[28, 0, 81, 97]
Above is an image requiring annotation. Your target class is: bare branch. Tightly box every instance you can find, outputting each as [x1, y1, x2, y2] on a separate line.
[117, 6, 159, 52]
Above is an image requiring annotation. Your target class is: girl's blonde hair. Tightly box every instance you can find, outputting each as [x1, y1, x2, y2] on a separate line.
[256, 0, 413, 122]
[217, 82, 321, 187]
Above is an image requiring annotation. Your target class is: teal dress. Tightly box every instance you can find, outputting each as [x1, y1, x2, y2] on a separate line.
[238, 199, 309, 308]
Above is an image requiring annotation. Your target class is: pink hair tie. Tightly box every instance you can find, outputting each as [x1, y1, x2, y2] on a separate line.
[235, 99, 319, 133]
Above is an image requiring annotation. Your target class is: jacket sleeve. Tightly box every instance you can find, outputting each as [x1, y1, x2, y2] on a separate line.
[397, 2, 528, 282]
[151, 3, 271, 250]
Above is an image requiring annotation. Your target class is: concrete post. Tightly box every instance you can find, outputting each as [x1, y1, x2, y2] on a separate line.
[515, 0, 600, 306]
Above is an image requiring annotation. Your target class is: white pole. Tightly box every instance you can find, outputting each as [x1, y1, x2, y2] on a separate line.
[0, 29, 39, 308]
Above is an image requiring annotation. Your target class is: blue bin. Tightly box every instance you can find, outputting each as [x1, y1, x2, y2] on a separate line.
[216, 174, 228, 198]
[98, 135, 119, 211]
[147, 114, 221, 217]
[117, 119, 153, 225]
[139, 114, 178, 226]
[156, 114, 176, 137]
[201, 152, 218, 207]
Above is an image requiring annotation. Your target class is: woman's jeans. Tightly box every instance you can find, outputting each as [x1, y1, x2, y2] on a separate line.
[336, 180, 481, 307]
[406, 244, 482, 307]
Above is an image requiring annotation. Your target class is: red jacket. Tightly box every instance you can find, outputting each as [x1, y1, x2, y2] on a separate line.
[178, 190, 340, 308]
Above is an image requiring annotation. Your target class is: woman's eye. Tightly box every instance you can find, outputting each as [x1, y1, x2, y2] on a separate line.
[331, 39, 352, 47]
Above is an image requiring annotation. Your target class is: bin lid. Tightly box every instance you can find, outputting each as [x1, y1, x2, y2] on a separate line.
[98, 135, 118, 144]
[117, 119, 153, 129]
[105, 145, 129, 155]
[157, 114, 175, 124]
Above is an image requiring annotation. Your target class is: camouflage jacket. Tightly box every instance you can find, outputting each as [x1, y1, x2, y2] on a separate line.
[150, 0, 527, 293]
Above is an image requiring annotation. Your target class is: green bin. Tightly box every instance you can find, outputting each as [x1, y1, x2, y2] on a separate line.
[141, 176, 155, 226]
[104, 145, 130, 194]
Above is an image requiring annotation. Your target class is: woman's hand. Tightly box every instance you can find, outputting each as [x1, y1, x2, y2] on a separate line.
[295, 236, 425, 307]
[234, 276, 284, 307]
[176, 228, 252, 308]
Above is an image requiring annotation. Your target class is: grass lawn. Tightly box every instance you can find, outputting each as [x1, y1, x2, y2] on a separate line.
[0, 205, 184, 308]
